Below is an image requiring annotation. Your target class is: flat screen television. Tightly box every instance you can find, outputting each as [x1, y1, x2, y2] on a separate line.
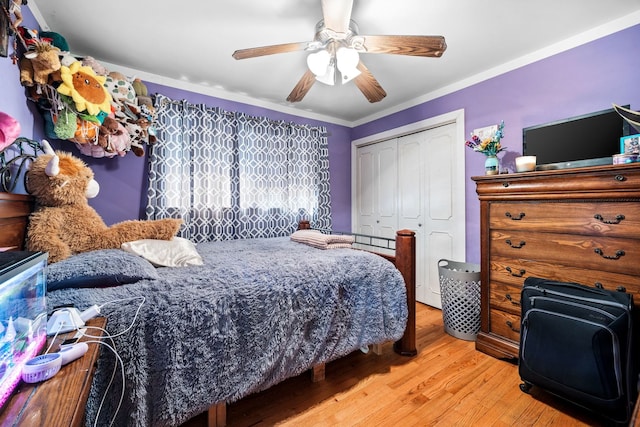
[522, 106, 631, 170]
[0, 251, 47, 409]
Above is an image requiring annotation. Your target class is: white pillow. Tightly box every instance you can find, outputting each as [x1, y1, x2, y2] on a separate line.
[121, 237, 204, 267]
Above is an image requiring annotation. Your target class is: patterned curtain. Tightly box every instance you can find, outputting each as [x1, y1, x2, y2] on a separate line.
[146, 94, 331, 242]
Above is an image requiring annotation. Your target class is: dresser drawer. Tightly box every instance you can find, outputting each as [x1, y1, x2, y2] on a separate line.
[490, 230, 640, 276]
[489, 281, 522, 315]
[489, 202, 640, 238]
[489, 309, 520, 343]
[476, 166, 640, 200]
[490, 256, 640, 297]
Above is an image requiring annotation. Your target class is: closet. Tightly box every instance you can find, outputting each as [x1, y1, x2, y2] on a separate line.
[354, 121, 466, 307]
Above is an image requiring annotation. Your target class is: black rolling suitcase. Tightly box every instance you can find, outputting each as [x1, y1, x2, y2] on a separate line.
[518, 277, 637, 425]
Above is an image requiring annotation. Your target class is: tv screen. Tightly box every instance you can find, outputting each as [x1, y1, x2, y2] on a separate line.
[523, 106, 630, 169]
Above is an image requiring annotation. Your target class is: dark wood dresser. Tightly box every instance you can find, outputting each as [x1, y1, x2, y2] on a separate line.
[472, 163, 640, 360]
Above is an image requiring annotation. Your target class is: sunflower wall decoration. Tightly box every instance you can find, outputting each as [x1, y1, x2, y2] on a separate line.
[57, 61, 112, 116]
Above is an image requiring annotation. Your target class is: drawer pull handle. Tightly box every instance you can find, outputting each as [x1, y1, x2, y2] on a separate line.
[505, 212, 525, 220]
[594, 248, 625, 260]
[594, 213, 625, 224]
[506, 320, 520, 333]
[505, 266, 525, 277]
[505, 239, 525, 249]
[615, 175, 626, 182]
[505, 294, 520, 306]
[502, 182, 510, 187]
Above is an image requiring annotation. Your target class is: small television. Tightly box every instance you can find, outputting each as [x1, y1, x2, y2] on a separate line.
[0, 251, 48, 409]
[522, 106, 631, 170]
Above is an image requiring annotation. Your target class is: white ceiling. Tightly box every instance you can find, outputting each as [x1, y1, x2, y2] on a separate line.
[29, 0, 640, 126]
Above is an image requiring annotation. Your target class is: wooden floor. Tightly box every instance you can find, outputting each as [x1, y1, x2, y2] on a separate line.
[182, 303, 607, 427]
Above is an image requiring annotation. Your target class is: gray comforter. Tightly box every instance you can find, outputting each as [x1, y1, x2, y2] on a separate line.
[47, 237, 408, 427]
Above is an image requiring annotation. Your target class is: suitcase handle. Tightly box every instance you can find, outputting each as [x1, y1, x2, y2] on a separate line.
[524, 279, 632, 309]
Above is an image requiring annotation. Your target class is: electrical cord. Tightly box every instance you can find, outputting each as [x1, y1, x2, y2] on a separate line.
[22, 297, 144, 426]
[82, 330, 124, 427]
[81, 296, 146, 340]
[78, 296, 146, 427]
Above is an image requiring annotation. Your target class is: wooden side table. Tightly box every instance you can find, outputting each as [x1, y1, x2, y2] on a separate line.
[0, 317, 107, 427]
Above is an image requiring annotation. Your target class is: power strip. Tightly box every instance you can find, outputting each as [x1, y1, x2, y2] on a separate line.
[46, 305, 101, 336]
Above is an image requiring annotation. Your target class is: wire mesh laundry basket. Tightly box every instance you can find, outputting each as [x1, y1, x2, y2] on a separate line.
[438, 259, 481, 341]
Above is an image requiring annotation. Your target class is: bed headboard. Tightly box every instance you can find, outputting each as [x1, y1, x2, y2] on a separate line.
[0, 192, 34, 251]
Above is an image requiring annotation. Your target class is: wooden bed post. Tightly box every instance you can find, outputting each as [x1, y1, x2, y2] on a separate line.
[297, 220, 311, 230]
[208, 402, 226, 427]
[393, 229, 417, 356]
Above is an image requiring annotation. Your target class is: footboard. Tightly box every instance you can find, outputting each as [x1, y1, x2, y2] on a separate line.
[297, 220, 417, 356]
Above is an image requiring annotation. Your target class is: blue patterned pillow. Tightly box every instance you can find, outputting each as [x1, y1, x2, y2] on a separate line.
[46, 249, 159, 291]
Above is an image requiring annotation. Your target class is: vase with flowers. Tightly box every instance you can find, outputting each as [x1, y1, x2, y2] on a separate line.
[466, 121, 505, 175]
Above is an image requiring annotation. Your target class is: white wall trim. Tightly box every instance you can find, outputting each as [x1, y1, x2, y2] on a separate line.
[350, 109, 465, 232]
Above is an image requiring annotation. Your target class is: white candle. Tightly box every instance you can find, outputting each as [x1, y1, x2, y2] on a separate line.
[515, 156, 536, 172]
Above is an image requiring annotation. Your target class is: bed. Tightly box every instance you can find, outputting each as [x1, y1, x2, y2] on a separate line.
[0, 192, 416, 427]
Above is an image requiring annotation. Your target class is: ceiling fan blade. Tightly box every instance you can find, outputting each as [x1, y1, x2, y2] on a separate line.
[361, 35, 447, 57]
[353, 62, 386, 103]
[232, 42, 310, 60]
[287, 70, 317, 103]
[321, 0, 353, 33]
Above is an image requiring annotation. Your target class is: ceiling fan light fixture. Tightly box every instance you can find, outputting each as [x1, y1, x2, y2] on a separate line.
[315, 63, 336, 86]
[307, 50, 331, 77]
[336, 46, 360, 83]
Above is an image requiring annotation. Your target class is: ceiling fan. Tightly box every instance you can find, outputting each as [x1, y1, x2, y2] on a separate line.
[232, 0, 447, 104]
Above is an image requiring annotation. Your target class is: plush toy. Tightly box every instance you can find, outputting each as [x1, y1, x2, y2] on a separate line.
[52, 108, 77, 140]
[81, 56, 108, 76]
[105, 72, 137, 106]
[132, 78, 153, 107]
[97, 116, 122, 152]
[26, 141, 182, 263]
[19, 41, 61, 87]
[69, 116, 99, 145]
[59, 52, 77, 68]
[39, 31, 69, 52]
[57, 61, 112, 116]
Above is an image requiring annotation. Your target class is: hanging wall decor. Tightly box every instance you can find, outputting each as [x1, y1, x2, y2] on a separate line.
[0, 0, 9, 58]
[10, 21, 160, 159]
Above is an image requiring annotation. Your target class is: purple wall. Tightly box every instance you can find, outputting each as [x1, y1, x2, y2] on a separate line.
[1, 6, 638, 262]
[354, 24, 640, 263]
